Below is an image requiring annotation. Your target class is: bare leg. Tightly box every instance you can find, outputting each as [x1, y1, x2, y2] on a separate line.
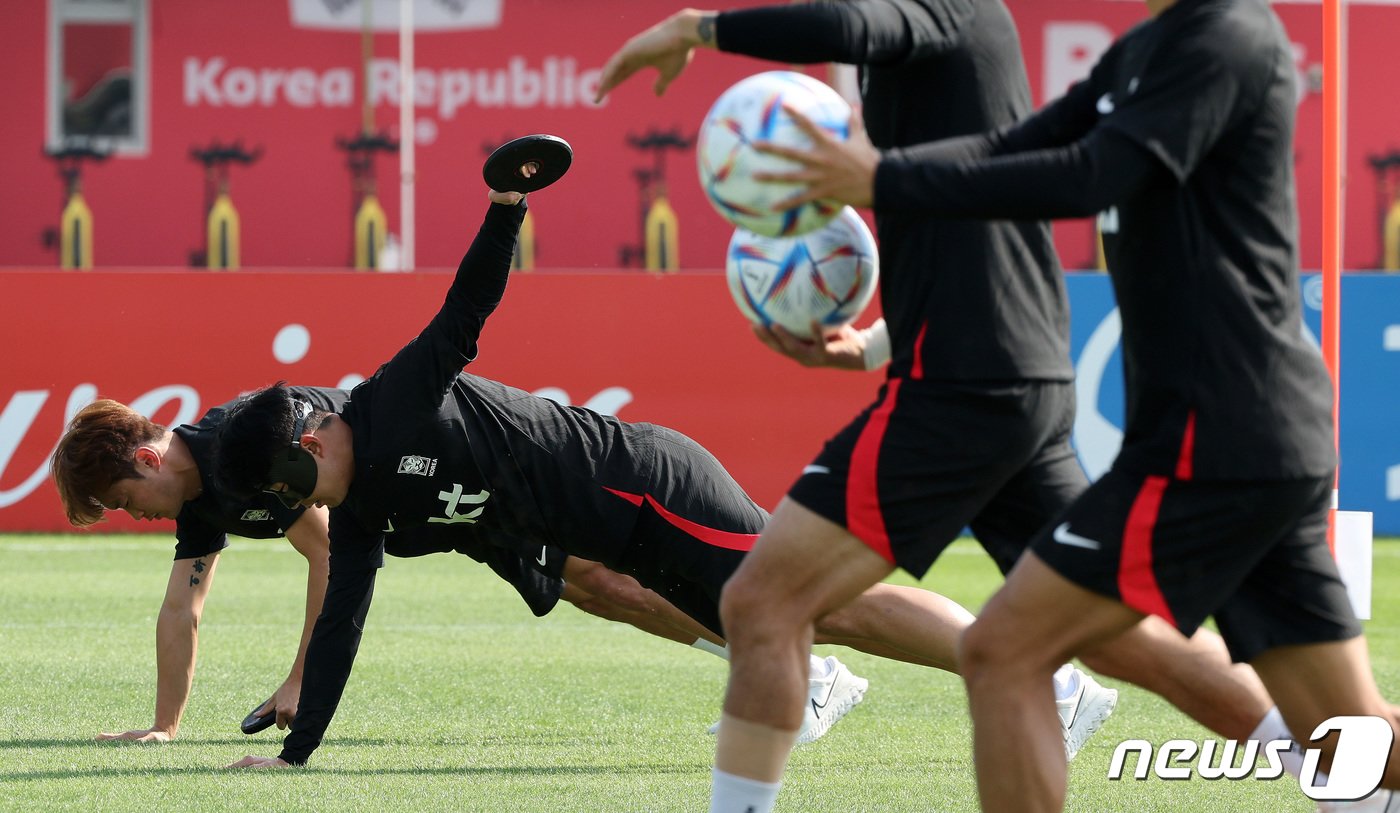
[817, 582, 1271, 734]
[715, 499, 893, 784]
[959, 553, 1144, 813]
[557, 555, 968, 672]
[815, 582, 973, 672]
[1252, 637, 1400, 790]
[1080, 617, 1271, 739]
[560, 557, 724, 647]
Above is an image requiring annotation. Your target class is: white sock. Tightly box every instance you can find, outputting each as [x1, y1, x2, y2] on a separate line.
[693, 638, 730, 659]
[1052, 664, 1079, 701]
[1249, 706, 1305, 779]
[710, 768, 781, 813]
[808, 653, 832, 679]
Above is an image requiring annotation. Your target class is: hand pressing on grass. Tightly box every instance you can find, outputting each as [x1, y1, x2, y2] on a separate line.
[227, 755, 291, 769]
[96, 727, 173, 743]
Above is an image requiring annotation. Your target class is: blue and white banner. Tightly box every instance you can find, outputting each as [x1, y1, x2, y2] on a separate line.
[1065, 273, 1400, 534]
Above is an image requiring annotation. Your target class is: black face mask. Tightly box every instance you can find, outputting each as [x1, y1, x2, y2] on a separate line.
[261, 400, 318, 509]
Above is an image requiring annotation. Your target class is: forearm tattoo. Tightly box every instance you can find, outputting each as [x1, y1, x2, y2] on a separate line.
[697, 14, 716, 46]
[189, 558, 207, 587]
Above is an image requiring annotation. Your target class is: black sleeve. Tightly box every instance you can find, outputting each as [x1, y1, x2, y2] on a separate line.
[288, 386, 352, 416]
[436, 201, 527, 363]
[172, 513, 228, 560]
[884, 55, 1104, 172]
[875, 127, 1166, 220]
[277, 511, 385, 765]
[371, 201, 526, 409]
[717, 0, 974, 65]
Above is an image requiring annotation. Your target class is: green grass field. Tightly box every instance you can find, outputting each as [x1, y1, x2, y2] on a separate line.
[0, 535, 1395, 812]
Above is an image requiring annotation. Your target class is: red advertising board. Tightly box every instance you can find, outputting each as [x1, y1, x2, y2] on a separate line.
[3, 1, 1399, 272]
[0, 268, 882, 531]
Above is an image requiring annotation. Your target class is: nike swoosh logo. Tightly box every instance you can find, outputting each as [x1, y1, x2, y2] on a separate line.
[802, 465, 831, 475]
[536, 546, 547, 566]
[810, 679, 838, 719]
[1096, 92, 1115, 115]
[1053, 522, 1101, 551]
[383, 518, 395, 533]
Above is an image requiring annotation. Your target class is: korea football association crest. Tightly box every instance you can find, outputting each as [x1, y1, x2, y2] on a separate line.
[398, 455, 438, 477]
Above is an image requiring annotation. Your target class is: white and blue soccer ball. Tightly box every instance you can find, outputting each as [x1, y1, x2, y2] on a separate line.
[726, 206, 879, 339]
[697, 71, 851, 238]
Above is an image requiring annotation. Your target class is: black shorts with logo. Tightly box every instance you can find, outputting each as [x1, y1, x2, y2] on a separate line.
[788, 378, 1083, 579]
[600, 425, 768, 637]
[1031, 467, 1361, 662]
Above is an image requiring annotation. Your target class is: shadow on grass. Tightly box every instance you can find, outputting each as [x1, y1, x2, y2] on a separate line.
[2, 734, 639, 749]
[0, 737, 295, 749]
[0, 737, 437, 749]
[0, 761, 706, 782]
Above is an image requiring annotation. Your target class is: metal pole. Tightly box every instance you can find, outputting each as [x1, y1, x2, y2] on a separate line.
[399, 0, 416, 271]
[361, 0, 373, 135]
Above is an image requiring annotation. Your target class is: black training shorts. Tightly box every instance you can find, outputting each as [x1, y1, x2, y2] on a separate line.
[600, 425, 768, 636]
[1031, 467, 1361, 662]
[789, 378, 1082, 578]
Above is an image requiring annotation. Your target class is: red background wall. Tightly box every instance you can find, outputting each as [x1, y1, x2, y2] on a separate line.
[0, 269, 882, 532]
[2, 0, 1398, 273]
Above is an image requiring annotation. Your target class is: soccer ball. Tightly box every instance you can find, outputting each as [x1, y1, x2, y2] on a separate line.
[697, 71, 851, 238]
[726, 206, 879, 339]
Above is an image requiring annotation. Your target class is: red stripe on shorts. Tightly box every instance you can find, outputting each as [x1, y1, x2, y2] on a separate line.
[910, 322, 928, 380]
[1175, 411, 1196, 481]
[1118, 475, 1177, 627]
[846, 379, 901, 563]
[603, 486, 759, 552]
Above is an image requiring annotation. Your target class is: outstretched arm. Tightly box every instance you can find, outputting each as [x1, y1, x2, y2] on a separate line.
[437, 192, 528, 364]
[227, 510, 384, 769]
[98, 554, 219, 742]
[248, 507, 332, 730]
[273, 562, 377, 765]
[596, 1, 973, 101]
[595, 9, 716, 101]
[715, 0, 972, 65]
[875, 128, 1166, 220]
[760, 92, 1160, 220]
[373, 195, 526, 408]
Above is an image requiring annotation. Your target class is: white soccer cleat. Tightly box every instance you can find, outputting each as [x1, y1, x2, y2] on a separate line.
[1317, 789, 1400, 812]
[795, 656, 868, 745]
[1058, 668, 1118, 761]
[705, 656, 869, 743]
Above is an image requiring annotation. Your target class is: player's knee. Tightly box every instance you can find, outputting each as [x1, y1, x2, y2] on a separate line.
[813, 604, 864, 639]
[958, 618, 1023, 687]
[717, 574, 757, 632]
[1077, 648, 1140, 686]
[719, 571, 789, 643]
